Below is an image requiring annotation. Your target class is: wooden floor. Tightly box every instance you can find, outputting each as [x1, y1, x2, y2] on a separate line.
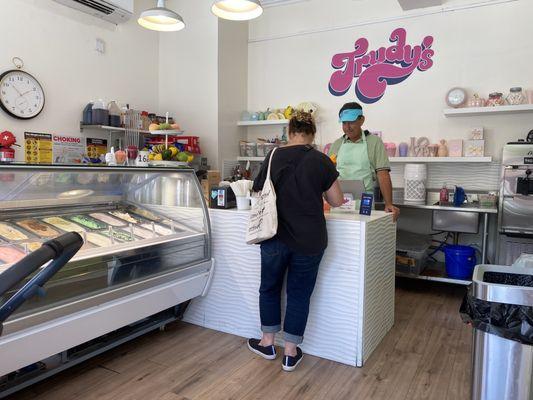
[9, 280, 472, 400]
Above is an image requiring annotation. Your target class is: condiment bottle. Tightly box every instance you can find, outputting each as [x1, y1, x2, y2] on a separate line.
[82, 101, 94, 125]
[91, 99, 109, 125]
[108, 101, 122, 127]
[440, 183, 449, 204]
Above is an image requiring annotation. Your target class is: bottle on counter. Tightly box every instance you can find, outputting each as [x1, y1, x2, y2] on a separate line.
[91, 99, 109, 125]
[82, 101, 94, 125]
[440, 183, 449, 205]
[108, 101, 122, 127]
[121, 104, 129, 127]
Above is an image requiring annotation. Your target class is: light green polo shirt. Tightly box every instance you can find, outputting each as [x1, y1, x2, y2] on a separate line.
[328, 133, 391, 178]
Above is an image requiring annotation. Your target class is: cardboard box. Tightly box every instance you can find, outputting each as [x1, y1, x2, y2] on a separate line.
[201, 179, 210, 202]
[464, 140, 485, 157]
[448, 139, 463, 157]
[470, 127, 484, 140]
[207, 170, 221, 186]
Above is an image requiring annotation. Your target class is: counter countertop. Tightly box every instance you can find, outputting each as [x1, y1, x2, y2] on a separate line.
[208, 208, 393, 222]
[383, 200, 498, 214]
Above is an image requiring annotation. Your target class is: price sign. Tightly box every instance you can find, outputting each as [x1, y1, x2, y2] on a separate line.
[137, 151, 149, 166]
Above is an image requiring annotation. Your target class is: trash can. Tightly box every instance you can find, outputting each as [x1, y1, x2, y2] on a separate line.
[460, 261, 533, 400]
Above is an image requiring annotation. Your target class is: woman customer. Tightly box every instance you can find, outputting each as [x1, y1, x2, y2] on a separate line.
[247, 111, 344, 372]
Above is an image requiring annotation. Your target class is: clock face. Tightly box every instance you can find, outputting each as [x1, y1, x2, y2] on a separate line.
[446, 88, 466, 108]
[0, 70, 45, 119]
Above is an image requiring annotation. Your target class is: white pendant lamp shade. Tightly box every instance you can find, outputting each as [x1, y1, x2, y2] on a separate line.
[138, 0, 185, 32]
[212, 0, 263, 21]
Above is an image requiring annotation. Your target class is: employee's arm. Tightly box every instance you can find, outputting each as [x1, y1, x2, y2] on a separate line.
[377, 170, 400, 222]
[324, 180, 344, 208]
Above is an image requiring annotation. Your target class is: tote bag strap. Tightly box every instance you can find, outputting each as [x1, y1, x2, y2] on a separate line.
[264, 147, 277, 184]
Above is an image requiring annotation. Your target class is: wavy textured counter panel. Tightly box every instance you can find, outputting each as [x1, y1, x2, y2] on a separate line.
[184, 209, 396, 367]
[361, 216, 396, 364]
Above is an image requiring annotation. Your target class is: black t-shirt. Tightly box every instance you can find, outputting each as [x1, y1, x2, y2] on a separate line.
[253, 145, 339, 255]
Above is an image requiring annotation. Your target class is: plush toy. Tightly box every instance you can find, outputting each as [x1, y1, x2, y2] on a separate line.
[0, 131, 17, 148]
[296, 102, 319, 118]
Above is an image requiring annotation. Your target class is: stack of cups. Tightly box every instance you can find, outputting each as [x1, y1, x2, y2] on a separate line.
[404, 163, 427, 204]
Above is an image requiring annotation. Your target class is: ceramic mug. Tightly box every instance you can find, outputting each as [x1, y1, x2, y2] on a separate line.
[399, 142, 409, 157]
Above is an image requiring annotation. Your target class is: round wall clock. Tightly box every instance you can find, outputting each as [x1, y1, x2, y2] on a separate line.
[0, 58, 45, 120]
[446, 87, 467, 108]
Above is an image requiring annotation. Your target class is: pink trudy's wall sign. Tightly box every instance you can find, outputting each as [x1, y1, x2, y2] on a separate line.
[328, 28, 435, 104]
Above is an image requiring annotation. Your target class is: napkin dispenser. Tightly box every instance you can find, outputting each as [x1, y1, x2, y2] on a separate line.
[210, 186, 236, 209]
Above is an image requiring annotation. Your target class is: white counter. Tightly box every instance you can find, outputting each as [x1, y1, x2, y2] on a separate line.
[183, 209, 396, 367]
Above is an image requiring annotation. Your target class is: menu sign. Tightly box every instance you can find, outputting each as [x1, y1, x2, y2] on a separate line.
[24, 132, 52, 164]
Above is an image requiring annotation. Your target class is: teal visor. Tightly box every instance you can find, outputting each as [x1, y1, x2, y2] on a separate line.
[339, 109, 363, 122]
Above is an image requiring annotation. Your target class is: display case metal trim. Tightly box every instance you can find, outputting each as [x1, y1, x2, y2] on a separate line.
[2, 260, 212, 335]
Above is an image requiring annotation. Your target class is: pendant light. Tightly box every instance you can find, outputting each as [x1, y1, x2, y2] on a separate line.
[138, 0, 185, 32]
[212, 0, 263, 21]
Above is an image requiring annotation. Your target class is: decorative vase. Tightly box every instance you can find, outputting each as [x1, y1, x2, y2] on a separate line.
[399, 142, 409, 157]
[438, 140, 449, 157]
[408, 137, 416, 157]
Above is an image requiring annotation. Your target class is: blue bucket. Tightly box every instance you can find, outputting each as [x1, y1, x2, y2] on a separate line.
[444, 245, 477, 280]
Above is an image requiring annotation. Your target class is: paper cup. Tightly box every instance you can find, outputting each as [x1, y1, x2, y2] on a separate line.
[236, 196, 251, 210]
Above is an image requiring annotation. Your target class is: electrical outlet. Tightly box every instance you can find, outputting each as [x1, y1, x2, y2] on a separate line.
[95, 38, 105, 54]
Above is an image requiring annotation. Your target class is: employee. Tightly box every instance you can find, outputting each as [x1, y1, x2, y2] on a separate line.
[329, 102, 400, 221]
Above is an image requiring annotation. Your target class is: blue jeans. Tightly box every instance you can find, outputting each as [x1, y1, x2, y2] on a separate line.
[259, 237, 324, 345]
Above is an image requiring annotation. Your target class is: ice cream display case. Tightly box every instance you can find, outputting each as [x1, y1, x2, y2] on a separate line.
[0, 164, 214, 385]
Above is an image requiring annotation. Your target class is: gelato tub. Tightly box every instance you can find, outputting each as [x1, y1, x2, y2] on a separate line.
[109, 211, 140, 224]
[68, 215, 108, 230]
[90, 213, 127, 227]
[42, 217, 86, 233]
[0, 222, 29, 241]
[141, 223, 173, 236]
[0, 245, 26, 265]
[15, 219, 60, 238]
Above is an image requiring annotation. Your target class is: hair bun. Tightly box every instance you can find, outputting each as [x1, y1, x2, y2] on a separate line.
[292, 110, 314, 124]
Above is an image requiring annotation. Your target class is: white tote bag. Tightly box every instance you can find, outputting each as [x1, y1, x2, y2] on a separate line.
[246, 148, 278, 245]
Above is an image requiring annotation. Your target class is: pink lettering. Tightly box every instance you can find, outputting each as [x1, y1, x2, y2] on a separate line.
[329, 28, 435, 103]
[329, 38, 369, 96]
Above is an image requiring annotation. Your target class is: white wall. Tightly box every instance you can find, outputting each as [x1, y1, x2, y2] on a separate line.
[218, 20, 248, 166]
[158, 0, 220, 167]
[0, 0, 160, 161]
[248, 0, 533, 161]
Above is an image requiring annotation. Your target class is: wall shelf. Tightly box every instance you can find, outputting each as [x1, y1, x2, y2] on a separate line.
[396, 262, 471, 286]
[80, 124, 151, 135]
[237, 120, 289, 126]
[444, 104, 533, 117]
[389, 157, 493, 163]
[237, 156, 265, 162]
[80, 124, 184, 136]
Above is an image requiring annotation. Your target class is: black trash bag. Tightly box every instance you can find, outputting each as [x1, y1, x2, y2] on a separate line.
[460, 293, 533, 345]
[483, 271, 533, 287]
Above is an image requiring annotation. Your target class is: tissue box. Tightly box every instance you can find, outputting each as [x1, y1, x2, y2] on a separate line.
[448, 139, 463, 157]
[464, 140, 485, 157]
[470, 127, 484, 140]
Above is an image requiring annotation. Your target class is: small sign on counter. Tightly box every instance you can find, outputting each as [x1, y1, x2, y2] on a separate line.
[52, 135, 84, 164]
[24, 132, 52, 164]
[86, 138, 108, 163]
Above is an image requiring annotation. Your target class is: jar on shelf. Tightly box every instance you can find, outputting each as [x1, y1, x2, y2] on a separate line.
[506, 87, 526, 105]
[486, 92, 505, 107]
[245, 142, 257, 157]
[468, 94, 485, 108]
